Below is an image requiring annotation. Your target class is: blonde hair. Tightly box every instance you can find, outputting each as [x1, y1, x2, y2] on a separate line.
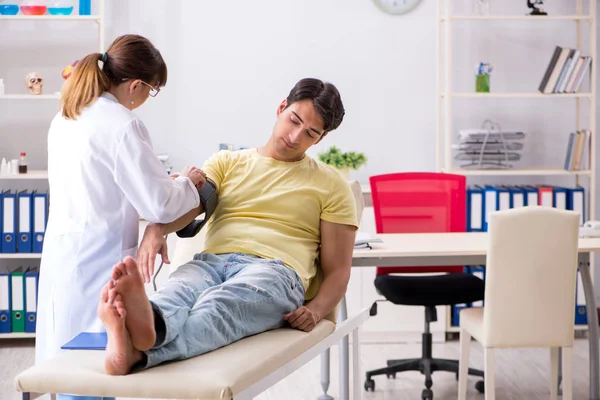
[60, 53, 111, 120]
[60, 34, 168, 120]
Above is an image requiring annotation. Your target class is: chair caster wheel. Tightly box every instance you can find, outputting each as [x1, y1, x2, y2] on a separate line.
[475, 380, 485, 393]
[386, 373, 396, 379]
[364, 379, 375, 392]
[422, 388, 433, 400]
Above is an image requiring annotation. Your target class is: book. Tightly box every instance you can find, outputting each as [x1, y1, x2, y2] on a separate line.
[354, 232, 383, 249]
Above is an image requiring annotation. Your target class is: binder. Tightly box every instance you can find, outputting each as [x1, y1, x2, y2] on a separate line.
[483, 186, 498, 232]
[17, 191, 32, 253]
[496, 186, 511, 211]
[451, 304, 468, 327]
[575, 269, 588, 325]
[537, 186, 554, 207]
[24, 272, 38, 333]
[2, 191, 16, 253]
[483, 186, 509, 231]
[470, 267, 485, 307]
[10, 271, 24, 332]
[516, 185, 539, 207]
[507, 186, 525, 208]
[32, 192, 48, 253]
[567, 187, 585, 226]
[61, 332, 107, 350]
[551, 186, 567, 210]
[0, 273, 10, 333]
[467, 186, 484, 232]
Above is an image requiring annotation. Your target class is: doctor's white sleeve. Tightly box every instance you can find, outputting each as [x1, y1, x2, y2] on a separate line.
[113, 119, 200, 224]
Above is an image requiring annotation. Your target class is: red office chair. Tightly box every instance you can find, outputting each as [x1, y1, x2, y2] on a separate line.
[364, 172, 484, 400]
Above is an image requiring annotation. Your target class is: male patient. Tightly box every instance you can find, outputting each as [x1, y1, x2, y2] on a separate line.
[98, 77, 358, 375]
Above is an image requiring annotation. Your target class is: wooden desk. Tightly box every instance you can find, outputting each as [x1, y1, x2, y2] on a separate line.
[320, 232, 600, 400]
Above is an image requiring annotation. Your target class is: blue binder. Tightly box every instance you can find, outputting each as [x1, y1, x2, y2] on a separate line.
[2, 191, 17, 253]
[551, 186, 568, 210]
[17, 191, 32, 253]
[32, 192, 48, 253]
[451, 304, 468, 327]
[503, 185, 525, 208]
[575, 269, 588, 325]
[24, 272, 38, 333]
[516, 185, 539, 207]
[0, 273, 11, 333]
[566, 187, 585, 226]
[467, 186, 484, 232]
[61, 332, 107, 350]
[483, 186, 498, 232]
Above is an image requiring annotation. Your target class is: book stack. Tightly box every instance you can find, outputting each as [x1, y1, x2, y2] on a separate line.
[564, 130, 591, 171]
[539, 46, 592, 94]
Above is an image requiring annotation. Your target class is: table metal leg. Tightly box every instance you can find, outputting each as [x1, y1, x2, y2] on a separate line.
[558, 347, 563, 396]
[339, 295, 349, 400]
[352, 327, 361, 400]
[578, 252, 599, 400]
[319, 349, 334, 400]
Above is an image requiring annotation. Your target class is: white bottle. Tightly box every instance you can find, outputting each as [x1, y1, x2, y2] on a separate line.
[0, 79, 4, 96]
[0, 158, 7, 175]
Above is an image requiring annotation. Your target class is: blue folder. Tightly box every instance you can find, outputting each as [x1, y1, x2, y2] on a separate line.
[61, 332, 107, 350]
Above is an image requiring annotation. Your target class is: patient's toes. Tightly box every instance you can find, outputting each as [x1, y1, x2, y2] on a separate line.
[123, 256, 143, 283]
[111, 262, 127, 281]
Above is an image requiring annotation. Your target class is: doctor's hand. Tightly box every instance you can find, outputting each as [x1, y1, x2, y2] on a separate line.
[137, 223, 169, 283]
[181, 166, 206, 189]
[284, 306, 320, 332]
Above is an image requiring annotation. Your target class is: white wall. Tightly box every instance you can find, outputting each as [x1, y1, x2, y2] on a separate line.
[1, 1, 599, 305]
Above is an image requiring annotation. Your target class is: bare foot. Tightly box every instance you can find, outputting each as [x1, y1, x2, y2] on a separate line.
[97, 281, 143, 375]
[111, 256, 156, 351]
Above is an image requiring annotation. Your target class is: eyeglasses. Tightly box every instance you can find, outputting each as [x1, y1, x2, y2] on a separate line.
[140, 80, 161, 97]
[121, 78, 161, 97]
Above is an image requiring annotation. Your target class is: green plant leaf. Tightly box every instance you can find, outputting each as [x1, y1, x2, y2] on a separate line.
[317, 146, 367, 170]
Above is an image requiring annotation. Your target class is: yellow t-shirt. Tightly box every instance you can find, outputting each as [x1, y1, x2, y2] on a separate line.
[201, 148, 359, 298]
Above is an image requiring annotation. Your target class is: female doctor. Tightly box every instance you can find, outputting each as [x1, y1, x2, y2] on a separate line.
[36, 34, 204, 399]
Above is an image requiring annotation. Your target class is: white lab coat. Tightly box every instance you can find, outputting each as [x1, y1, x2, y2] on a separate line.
[35, 92, 200, 365]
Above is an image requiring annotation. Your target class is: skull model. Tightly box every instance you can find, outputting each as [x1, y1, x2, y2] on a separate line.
[26, 72, 43, 95]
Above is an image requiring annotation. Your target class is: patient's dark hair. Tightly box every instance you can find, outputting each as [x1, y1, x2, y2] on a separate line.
[285, 78, 345, 133]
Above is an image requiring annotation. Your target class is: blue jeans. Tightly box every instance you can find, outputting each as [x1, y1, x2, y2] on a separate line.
[142, 252, 305, 368]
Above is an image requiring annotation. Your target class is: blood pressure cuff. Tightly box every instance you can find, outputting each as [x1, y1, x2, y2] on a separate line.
[176, 180, 218, 238]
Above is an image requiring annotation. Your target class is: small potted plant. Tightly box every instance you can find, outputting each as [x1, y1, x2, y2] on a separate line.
[318, 146, 367, 179]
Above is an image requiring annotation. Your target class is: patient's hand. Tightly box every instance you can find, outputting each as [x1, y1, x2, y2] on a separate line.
[137, 223, 169, 283]
[284, 306, 320, 332]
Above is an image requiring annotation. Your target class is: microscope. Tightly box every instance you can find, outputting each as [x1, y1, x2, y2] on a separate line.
[527, 0, 548, 15]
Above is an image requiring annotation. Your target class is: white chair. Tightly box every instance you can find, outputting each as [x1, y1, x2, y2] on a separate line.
[15, 181, 368, 400]
[458, 206, 580, 400]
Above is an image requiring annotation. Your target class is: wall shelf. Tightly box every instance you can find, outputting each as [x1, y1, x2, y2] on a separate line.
[0, 94, 60, 100]
[0, 333, 35, 339]
[446, 168, 592, 177]
[0, 170, 48, 180]
[0, 15, 101, 21]
[437, 0, 596, 334]
[441, 92, 592, 99]
[441, 15, 592, 22]
[0, 254, 42, 259]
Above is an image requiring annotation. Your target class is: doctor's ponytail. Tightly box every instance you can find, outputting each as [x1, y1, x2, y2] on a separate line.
[60, 53, 111, 120]
[60, 34, 168, 120]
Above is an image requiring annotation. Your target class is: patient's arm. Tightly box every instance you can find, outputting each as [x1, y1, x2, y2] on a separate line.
[285, 220, 355, 332]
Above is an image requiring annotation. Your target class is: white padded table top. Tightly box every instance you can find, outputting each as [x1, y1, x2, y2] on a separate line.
[15, 320, 335, 400]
